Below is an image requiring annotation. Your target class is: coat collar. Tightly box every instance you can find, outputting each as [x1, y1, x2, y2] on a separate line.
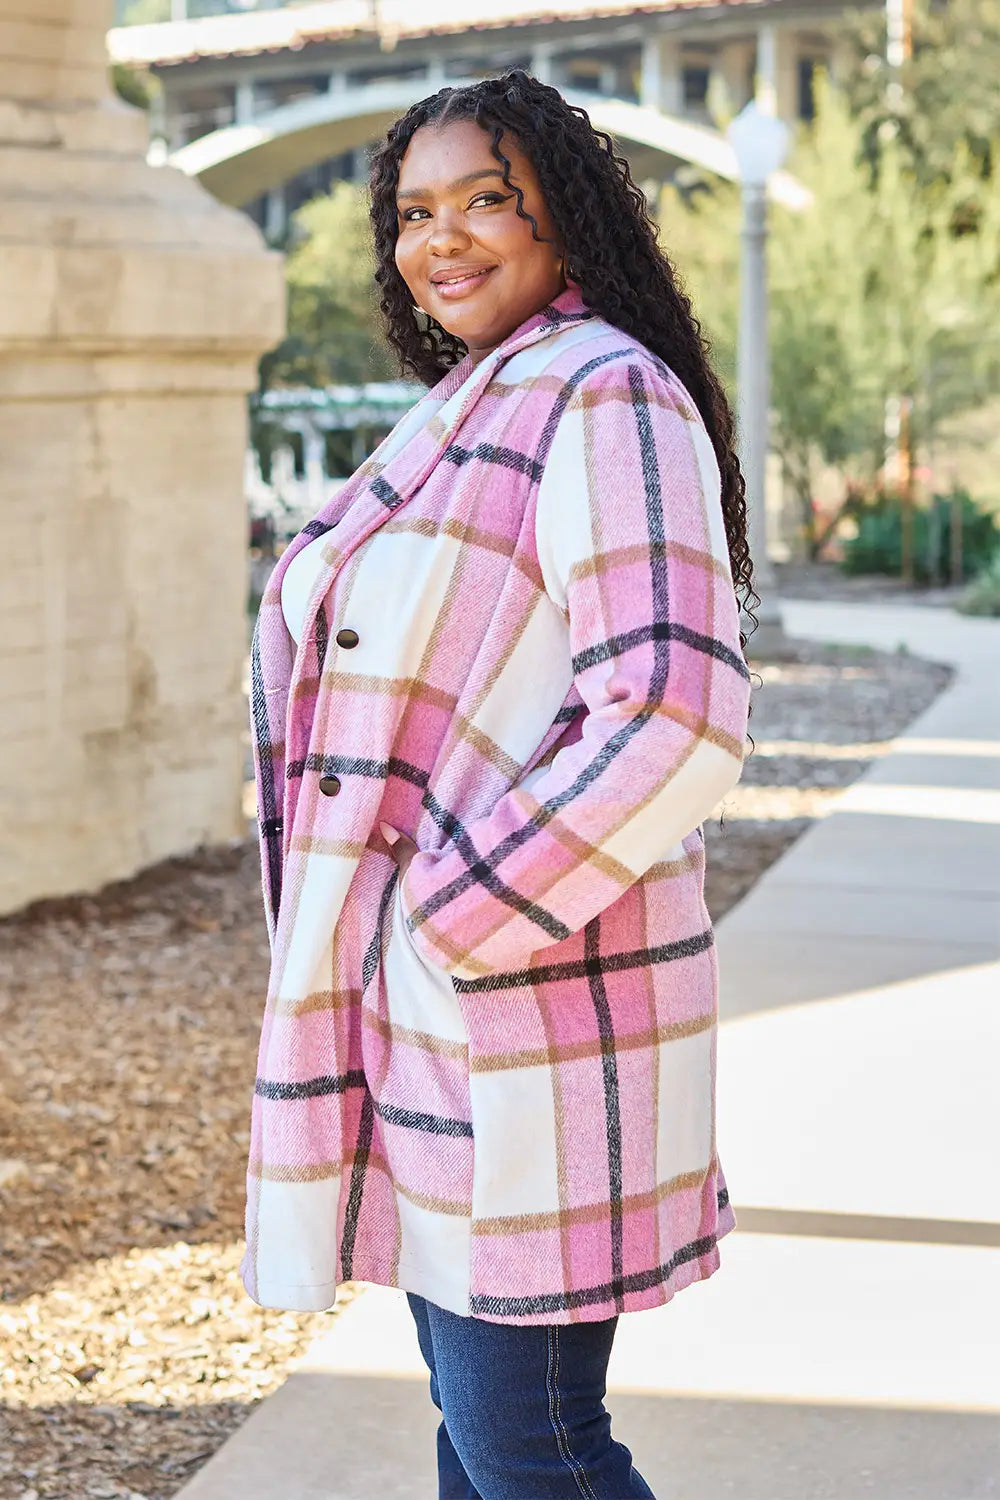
[427, 280, 591, 405]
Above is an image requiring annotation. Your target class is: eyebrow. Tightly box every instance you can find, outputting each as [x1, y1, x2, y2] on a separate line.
[396, 168, 509, 203]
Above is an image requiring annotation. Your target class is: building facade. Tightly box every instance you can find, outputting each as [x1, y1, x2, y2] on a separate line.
[111, 0, 869, 237]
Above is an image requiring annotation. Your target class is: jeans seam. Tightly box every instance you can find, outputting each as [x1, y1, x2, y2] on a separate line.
[545, 1326, 599, 1500]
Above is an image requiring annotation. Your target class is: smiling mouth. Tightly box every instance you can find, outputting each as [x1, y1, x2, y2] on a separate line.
[429, 266, 496, 299]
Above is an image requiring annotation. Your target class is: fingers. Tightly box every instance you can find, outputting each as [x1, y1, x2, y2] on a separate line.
[379, 824, 418, 874]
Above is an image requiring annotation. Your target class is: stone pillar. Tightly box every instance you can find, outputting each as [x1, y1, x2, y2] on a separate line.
[303, 427, 327, 512]
[0, 0, 285, 914]
[640, 33, 683, 116]
[265, 183, 288, 241]
[234, 74, 255, 126]
[828, 35, 854, 87]
[710, 39, 755, 119]
[530, 45, 555, 86]
[756, 23, 799, 120]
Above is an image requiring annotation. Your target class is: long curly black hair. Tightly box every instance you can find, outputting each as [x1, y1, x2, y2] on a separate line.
[369, 69, 756, 641]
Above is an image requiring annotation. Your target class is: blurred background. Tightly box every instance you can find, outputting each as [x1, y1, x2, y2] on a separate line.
[116, 0, 1000, 597]
[1, 3, 998, 1499]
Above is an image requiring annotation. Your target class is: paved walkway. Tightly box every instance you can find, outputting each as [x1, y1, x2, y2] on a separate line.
[180, 601, 1000, 1500]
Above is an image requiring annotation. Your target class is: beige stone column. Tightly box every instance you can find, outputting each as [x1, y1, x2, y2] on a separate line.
[0, 0, 285, 913]
[639, 33, 683, 117]
[754, 22, 801, 121]
[711, 39, 755, 119]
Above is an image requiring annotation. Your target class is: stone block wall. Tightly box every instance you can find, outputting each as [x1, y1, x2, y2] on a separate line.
[0, 0, 285, 913]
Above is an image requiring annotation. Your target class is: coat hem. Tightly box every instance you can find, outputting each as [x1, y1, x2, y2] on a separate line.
[243, 1276, 340, 1313]
[463, 1210, 736, 1325]
[241, 1201, 735, 1323]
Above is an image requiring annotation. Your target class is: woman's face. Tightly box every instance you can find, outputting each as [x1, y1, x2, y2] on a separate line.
[394, 118, 566, 365]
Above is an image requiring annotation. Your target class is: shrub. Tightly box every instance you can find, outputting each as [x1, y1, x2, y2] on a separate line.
[840, 489, 1000, 584]
[956, 552, 1000, 616]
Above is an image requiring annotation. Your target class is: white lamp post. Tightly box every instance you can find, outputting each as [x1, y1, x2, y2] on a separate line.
[726, 100, 790, 649]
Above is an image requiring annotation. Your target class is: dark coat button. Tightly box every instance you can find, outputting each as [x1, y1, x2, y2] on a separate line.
[336, 628, 359, 649]
[318, 775, 341, 796]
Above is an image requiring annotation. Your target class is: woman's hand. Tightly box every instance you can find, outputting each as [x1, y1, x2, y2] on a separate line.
[379, 822, 419, 877]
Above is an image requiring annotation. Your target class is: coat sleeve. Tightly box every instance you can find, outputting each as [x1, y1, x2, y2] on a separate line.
[400, 356, 752, 980]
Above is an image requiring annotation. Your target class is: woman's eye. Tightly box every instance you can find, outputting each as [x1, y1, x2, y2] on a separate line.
[400, 193, 510, 222]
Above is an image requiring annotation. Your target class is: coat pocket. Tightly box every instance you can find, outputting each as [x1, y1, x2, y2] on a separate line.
[374, 875, 475, 1268]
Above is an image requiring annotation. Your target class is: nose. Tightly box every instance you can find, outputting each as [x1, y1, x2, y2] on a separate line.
[427, 206, 472, 258]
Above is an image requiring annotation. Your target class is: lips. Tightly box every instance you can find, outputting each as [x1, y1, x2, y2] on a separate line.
[429, 265, 496, 300]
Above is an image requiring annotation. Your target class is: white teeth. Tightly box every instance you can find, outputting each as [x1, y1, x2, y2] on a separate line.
[435, 269, 489, 285]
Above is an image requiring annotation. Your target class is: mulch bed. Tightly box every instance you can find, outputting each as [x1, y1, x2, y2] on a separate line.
[0, 635, 953, 1500]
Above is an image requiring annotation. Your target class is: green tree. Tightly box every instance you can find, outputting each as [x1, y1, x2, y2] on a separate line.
[112, 62, 155, 109]
[772, 82, 1000, 552]
[839, 0, 1000, 182]
[864, 135, 1000, 431]
[657, 111, 879, 554]
[117, 1, 285, 21]
[119, 0, 171, 22]
[259, 182, 396, 391]
[656, 178, 740, 395]
[767, 78, 891, 547]
[655, 75, 1000, 556]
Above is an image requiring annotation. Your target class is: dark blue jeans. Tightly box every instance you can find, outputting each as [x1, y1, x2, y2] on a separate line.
[407, 1293, 656, 1499]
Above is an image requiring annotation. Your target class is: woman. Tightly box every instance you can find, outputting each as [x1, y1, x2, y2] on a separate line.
[244, 71, 753, 1499]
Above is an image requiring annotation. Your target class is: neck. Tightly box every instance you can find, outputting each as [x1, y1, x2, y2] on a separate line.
[465, 342, 500, 368]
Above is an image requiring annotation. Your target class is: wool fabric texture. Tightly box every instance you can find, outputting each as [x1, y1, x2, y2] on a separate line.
[243, 285, 751, 1324]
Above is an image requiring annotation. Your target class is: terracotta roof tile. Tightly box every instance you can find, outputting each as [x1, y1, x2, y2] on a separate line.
[108, 0, 763, 67]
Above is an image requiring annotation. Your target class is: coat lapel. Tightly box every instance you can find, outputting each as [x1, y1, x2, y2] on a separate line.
[290, 285, 593, 660]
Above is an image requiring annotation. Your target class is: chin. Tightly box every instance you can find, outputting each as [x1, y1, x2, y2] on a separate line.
[428, 302, 502, 346]
[440, 322, 493, 351]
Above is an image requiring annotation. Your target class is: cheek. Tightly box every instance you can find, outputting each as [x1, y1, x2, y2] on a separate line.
[497, 213, 540, 261]
[394, 236, 421, 300]
[509, 235, 560, 291]
[498, 204, 558, 271]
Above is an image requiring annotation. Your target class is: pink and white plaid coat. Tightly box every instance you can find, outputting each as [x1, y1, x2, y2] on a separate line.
[243, 285, 751, 1324]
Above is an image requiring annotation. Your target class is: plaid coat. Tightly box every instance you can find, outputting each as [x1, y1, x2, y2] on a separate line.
[243, 285, 751, 1324]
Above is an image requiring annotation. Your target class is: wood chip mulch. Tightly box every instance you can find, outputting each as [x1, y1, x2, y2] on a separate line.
[0, 635, 953, 1500]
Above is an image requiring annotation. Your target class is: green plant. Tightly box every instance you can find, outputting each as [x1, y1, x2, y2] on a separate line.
[111, 63, 155, 110]
[656, 80, 1000, 559]
[258, 182, 395, 391]
[840, 489, 1000, 583]
[956, 551, 1000, 615]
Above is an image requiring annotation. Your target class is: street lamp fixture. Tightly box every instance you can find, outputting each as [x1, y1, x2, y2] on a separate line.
[727, 100, 790, 186]
[726, 100, 790, 651]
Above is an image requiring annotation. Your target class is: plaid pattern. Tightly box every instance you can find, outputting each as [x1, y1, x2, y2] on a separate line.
[243, 285, 751, 1324]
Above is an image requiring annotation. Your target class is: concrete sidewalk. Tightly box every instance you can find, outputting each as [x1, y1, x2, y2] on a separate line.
[180, 601, 1000, 1500]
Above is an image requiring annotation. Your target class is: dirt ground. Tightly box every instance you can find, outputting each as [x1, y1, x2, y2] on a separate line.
[0, 635, 953, 1500]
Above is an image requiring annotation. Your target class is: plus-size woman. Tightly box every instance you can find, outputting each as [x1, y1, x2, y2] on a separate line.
[244, 71, 753, 1499]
